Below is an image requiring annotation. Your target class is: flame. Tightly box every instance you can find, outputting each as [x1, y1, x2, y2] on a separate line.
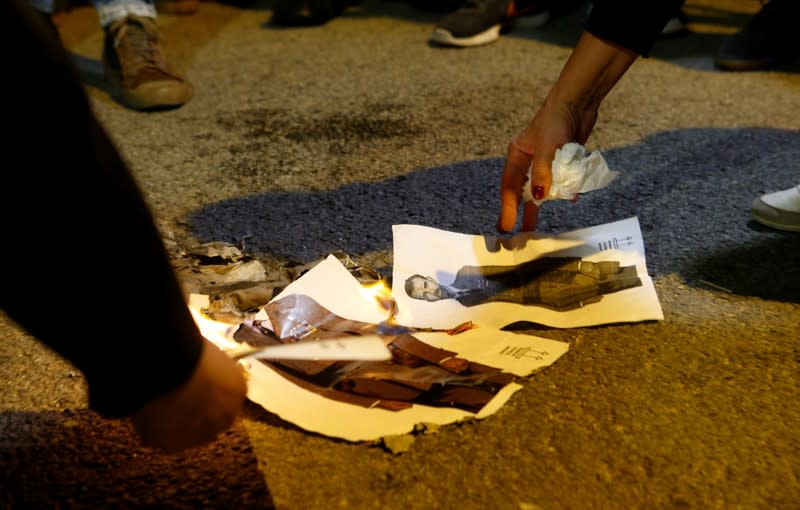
[360, 279, 391, 299]
[188, 304, 241, 351]
[360, 279, 397, 317]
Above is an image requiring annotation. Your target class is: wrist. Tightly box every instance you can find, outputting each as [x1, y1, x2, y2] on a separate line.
[549, 31, 638, 113]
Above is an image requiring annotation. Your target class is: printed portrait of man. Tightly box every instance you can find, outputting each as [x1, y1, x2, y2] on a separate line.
[404, 257, 642, 311]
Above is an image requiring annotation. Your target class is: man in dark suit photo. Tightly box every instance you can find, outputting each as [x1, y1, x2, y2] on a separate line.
[405, 257, 642, 311]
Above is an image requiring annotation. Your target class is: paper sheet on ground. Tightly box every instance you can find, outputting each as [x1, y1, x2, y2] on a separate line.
[392, 216, 663, 330]
[190, 255, 568, 442]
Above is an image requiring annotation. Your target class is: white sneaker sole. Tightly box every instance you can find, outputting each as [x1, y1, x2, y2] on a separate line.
[751, 185, 800, 232]
[430, 24, 502, 47]
[429, 10, 550, 48]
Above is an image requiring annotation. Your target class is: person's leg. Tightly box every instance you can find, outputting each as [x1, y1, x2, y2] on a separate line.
[751, 185, 800, 232]
[94, 0, 193, 110]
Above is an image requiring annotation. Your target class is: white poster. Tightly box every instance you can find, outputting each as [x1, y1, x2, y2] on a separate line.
[392, 217, 663, 330]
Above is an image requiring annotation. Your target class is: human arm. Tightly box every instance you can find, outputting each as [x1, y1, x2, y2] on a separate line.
[497, 30, 637, 232]
[1, 0, 246, 452]
[497, 0, 685, 233]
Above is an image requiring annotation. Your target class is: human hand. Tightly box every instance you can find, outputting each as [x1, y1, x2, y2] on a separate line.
[496, 31, 637, 233]
[497, 99, 595, 233]
[130, 337, 247, 453]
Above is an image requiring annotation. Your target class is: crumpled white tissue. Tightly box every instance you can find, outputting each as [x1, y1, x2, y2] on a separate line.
[522, 142, 619, 205]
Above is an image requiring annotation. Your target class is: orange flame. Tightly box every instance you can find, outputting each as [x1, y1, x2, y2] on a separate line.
[360, 279, 398, 318]
[188, 304, 241, 351]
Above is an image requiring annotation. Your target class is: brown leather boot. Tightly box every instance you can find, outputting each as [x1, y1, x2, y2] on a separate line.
[102, 15, 193, 110]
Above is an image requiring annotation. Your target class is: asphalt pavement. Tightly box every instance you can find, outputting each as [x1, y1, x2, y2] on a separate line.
[2, 0, 799, 508]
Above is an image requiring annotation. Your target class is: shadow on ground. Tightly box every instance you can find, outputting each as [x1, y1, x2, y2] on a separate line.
[0, 410, 273, 509]
[687, 234, 799, 302]
[189, 127, 799, 303]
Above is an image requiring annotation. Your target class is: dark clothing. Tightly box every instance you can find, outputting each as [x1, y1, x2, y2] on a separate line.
[586, 0, 687, 56]
[449, 258, 642, 311]
[1, 0, 203, 418]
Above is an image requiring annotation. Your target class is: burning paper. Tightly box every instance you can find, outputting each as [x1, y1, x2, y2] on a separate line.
[232, 295, 515, 413]
[227, 335, 392, 361]
[189, 255, 568, 442]
[186, 217, 660, 443]
[392, 217, 663, 330]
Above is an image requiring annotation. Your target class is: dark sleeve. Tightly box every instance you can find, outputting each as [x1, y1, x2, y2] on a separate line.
[584, 0, 687, 57]
[0, 0, 203, 418]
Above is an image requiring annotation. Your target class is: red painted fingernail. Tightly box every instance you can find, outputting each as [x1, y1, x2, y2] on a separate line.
[533, 185, 544, 200]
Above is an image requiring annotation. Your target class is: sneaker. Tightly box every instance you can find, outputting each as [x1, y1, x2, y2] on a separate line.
[751, 184, 800, 232]
[714, 0, 800, 71]
[155, 0, 200, 15]
[430, 0, 552, 48]
[102, 15, 193, 110]
[272, 0, 361, 27]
